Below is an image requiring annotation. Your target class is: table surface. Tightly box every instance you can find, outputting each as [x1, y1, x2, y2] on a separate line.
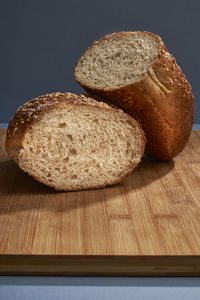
[0, 124, 200, 299]
[0, 276, 200, 300]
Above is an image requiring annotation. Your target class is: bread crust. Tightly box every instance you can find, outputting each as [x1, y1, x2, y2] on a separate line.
[5, 92, 146, 191]
[74, 31, 194, 160]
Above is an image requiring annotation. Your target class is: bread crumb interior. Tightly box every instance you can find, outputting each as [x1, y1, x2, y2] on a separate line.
[75, 32, 159, 89]
[20, 105, 143, 190]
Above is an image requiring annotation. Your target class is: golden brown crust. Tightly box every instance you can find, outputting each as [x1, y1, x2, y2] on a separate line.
[74, 31, 194, 160]
[5, 92, 146, 191]
[5, 93, 113, 153]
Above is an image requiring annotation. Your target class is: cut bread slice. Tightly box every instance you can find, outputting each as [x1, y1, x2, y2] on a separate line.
[74, 31, 194, 160]
[5, 92, 145, 191]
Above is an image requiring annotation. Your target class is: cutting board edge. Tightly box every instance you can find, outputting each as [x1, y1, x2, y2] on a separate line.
[1, 254, 200, 276]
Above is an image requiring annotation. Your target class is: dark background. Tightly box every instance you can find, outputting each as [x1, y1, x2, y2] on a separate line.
[0, 0, 199, 123]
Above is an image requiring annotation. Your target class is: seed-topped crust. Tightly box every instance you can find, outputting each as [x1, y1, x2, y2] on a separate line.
[5, 92, 146, 191]
[74, 31, 194, 160]
[6, 93, 123, 152]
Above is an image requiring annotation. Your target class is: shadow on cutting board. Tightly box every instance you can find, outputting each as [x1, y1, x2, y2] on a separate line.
[0, 156, 174, 214]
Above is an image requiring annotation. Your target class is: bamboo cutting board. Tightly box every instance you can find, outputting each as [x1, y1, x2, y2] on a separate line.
[0, 128, 200, 276]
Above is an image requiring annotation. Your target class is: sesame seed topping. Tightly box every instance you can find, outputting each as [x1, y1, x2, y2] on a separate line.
[8, 92, 116, 138]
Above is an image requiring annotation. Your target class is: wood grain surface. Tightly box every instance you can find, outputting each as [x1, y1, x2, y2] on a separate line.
[0, 129, 200, 275]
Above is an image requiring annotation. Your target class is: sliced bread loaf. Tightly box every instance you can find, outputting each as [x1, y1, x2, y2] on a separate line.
[74, 31, 194, 160]
[5, 92, 145, 191]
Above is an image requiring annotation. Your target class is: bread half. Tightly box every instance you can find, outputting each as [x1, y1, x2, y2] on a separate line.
[74, 31, 194, 160]
[5, 92, 145, 191]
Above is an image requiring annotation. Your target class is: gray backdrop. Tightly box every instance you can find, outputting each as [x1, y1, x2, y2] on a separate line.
[0, 0, 199, 124]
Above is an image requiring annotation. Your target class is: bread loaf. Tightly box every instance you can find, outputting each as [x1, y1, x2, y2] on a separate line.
[5, 92, 145, 191]
[74, 31, 194, 160]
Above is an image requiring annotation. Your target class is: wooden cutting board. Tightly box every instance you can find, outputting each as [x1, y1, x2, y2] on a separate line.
[0, 128, 200, 276]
